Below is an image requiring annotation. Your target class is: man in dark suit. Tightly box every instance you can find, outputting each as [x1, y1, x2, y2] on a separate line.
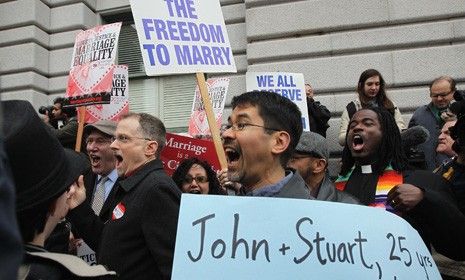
[67, 113, 181, 279]
[83, 120, 118, 219]
[72, 120, 118, 264]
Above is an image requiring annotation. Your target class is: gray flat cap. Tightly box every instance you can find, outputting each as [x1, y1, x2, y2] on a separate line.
[84, 120, 117, 137]
[294, 131, 329, 160]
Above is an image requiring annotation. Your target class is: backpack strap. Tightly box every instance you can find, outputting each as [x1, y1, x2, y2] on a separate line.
[346, 101, 357, 120]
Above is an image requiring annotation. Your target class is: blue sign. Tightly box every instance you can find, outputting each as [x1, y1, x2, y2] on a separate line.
[172, 194, 440, 279]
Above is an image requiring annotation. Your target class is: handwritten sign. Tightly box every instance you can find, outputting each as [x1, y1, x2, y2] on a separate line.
[81, 65, 129, 123]
[129, 0, 236, 75]
[188, 77, 229, 138]
[65, 23, 122, 107]
[172, 195, 440, 279]
[246, 72, 310, 131]
[160, 133, 221, 176]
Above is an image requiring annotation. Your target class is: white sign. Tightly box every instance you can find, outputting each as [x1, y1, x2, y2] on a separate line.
[173, 195, 440, 279]
[129, 0, 237, 75]
[246, 72, 310, 131]
[76, 239, 97, 266]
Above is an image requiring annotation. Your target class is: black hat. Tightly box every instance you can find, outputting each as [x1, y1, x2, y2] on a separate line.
[2, 100, 88, 211]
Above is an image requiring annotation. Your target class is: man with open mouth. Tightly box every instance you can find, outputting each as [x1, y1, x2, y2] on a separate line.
[83, 120, 118, 218]
[221, 90, 312, 199]
[68, 112, 181, 279]
[66, 120, 118, 264]
[336, 106, 465, 266]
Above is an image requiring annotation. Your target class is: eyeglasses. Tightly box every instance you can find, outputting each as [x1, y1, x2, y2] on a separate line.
[111, 134, 153, 143]
[85, 137, 113, 145]
[289, 155, 312, 161]
[183, 175, 208, 184]
[224, 123, 280, 132]
[431, 91, 453, 99]
[289, 152, 323, 161]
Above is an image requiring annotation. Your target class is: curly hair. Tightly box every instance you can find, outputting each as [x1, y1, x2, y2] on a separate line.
[340, 107, 407, 176]
[172, 157, 225, 195]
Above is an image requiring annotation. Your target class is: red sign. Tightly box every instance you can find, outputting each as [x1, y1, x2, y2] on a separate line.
[80, 65, 129, 123]
[160, 133, 221, 176]
[65, 22, 122, 107]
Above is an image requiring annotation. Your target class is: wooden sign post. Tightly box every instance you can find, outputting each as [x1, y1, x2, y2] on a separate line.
[195, 73, 227, 169]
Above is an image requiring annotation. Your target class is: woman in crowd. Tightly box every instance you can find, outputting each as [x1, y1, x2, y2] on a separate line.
[338, 68, 405, 146]
[172, 157, 225, 195]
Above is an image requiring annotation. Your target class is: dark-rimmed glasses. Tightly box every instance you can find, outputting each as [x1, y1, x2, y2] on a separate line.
[289, 152, 323, 161]
[85, 137, 113, 145]
[224, 123, 280, 132]
[431, 91, 453, 99]
[183, 175, 208, 184]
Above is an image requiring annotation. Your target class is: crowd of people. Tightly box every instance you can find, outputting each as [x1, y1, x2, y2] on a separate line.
[0, 69, 464, 279]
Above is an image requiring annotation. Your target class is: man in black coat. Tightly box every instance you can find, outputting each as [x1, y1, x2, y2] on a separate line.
[305, 83, 330, 137]
[4, 100, 115, 279]
[336, 106, 463, 262]
[68, 113, 181, 279]
[71, 120, 119, 264]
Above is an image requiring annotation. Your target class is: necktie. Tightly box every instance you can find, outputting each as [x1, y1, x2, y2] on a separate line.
[92, 176, 108, 215]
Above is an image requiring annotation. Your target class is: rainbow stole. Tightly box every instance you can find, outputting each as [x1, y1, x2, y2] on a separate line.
[335, 165, 403, 210]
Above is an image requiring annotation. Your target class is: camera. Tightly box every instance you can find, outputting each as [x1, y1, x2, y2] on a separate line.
[449, 90, 465, 153]
[453, 90, 465, 102]
[38, 105, 54, 116]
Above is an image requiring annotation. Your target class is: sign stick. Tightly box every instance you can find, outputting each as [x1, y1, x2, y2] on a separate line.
[195, 73, 227, 169]
[74, 106, 86, 152]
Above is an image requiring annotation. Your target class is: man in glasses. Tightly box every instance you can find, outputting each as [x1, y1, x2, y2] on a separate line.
[222, 90, 311, 198]
[68, 113, 181, 279]
[66, 120, 119, 264]
[84, 120, 119, 217]
[409, 75, 456, 170]
[288, 131, 358, 204]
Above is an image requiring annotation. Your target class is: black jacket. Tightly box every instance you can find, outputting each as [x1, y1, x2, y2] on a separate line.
[68, 159, 181, 279]
[307, 97, 331, 137]
[403, 170, 465, 261]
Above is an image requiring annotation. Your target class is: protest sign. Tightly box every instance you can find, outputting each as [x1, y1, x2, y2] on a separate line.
[173, 195, 441, 280]
[81, 65, 129, 123]
[65, 22, 122, 107]
[188, 77, 229, 138]
[129, 0, 237, 75]
[160, 133, 221, 176]
[76, 239, 97, 266]
[246, 72, 310, 131]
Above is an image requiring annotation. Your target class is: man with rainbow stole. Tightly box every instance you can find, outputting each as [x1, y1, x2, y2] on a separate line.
[335, 107, 408, 210]
[335, 106, 464, 264]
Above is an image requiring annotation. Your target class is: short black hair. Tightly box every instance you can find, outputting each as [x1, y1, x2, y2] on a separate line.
[53, 97, 77, 118]
[231, 91, 303, 167]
